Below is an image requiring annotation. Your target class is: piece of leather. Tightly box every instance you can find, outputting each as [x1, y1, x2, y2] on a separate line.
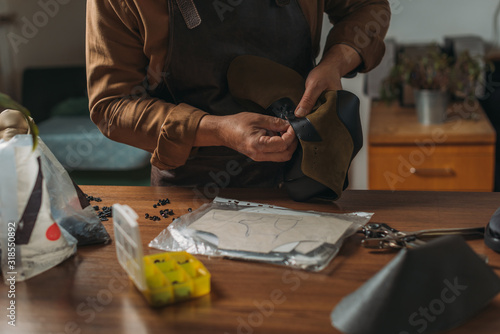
[228, 55, 306, 111]
[267, 98, 322, 142]
[175, 0, 201, 29]
[300, 90, 355, 199]
[336, 90, 363, 160]
[331, 235, 500, 334]
[228, 55, 360, 201]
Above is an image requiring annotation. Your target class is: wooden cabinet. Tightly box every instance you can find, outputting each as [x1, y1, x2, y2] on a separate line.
[368, 101, 496, 191]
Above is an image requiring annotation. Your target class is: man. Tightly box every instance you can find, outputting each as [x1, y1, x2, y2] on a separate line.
[86, 0, 390, 187]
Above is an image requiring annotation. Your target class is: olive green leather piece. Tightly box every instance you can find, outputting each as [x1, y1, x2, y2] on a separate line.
[227, 55, 305, 110]
[300, 91, 353, 198]
[227, 55, 354, 200]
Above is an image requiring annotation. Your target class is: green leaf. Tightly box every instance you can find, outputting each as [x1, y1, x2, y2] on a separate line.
[0, 92, 39, 150]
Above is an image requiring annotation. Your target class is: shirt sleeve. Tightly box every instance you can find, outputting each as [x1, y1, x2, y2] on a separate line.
[323, 0, 391, 72]
[86, 0, 208, 170]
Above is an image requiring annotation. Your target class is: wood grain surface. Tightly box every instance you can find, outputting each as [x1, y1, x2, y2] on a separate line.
[368, 101, 496, 191]
[369, 145, 495, 191]
[1, 186, 500, 334]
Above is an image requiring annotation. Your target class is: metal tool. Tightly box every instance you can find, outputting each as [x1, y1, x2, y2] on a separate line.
[359, 223, 485, 250]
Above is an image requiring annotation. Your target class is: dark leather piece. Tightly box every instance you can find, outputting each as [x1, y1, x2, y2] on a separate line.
[283, 90, 361, 202]
[337, 90, 361, 195]
[331, 235, 500, 334]
[227, 54, 361, 201]
[282, 145, 336, 202]
[267, 98, 322, 142]
[336, 90, 362, 159]
[285, 175, 334, 202]
[290, 117, 322, 142]
[175, 0, 201, 29]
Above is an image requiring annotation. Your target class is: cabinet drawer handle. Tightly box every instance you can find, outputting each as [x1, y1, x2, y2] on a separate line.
[409, 167, 455, 177]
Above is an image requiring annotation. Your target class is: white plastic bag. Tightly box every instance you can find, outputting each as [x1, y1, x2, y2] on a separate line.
[0, 135, 78, 281]
[35, 137, 110, 246]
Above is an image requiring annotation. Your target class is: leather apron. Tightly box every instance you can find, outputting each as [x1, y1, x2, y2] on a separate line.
[151, 0, 314, 187]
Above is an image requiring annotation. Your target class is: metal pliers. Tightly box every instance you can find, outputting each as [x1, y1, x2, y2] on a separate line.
[358, 223, 485, 250]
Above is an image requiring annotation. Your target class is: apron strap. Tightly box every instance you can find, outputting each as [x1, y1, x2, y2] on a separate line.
[175, 0, 201, 29]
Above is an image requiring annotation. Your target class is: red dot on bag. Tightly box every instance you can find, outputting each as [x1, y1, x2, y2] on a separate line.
[46, 223, 61, 241]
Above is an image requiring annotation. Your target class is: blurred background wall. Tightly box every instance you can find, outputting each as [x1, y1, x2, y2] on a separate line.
[0, 0, 85, 98]
[1, 0, 499, 188]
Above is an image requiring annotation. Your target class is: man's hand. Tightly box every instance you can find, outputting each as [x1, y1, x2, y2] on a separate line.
[0, 109, 29, 141]
[195, 112, 297, 162]
[295, 44, 362, 118]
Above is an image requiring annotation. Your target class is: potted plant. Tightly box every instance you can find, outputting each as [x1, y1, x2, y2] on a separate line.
[381, 47, 487, 125]
[450, 51, 487, 101]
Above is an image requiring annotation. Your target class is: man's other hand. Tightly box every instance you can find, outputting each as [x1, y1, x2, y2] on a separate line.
[295, 44, 362, 118]
[195, 112, 297, 162]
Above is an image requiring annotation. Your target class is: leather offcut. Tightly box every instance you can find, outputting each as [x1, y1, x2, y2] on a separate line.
[267, 98, 322, 142]
[228, 55, 305, 110]
[228, 55, 361, 201]
[299, 91, 354, 199]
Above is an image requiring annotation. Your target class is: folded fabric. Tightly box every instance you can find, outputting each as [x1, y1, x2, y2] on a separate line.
[331, 235, 500, 334]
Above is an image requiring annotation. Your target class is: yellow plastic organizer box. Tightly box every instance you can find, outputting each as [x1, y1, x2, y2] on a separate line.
[143, 251, 211, 306]
[112, 204, 211, 307]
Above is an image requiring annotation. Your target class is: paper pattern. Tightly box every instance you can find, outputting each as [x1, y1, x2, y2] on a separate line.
[189, 209, 353, 254]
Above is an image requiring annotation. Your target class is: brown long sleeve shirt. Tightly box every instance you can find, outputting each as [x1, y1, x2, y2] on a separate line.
[86, 0, 390, 170]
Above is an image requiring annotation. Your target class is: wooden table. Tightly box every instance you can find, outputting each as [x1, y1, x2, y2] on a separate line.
[369, 101, 496, 191]
[2, 186, 500, 334]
